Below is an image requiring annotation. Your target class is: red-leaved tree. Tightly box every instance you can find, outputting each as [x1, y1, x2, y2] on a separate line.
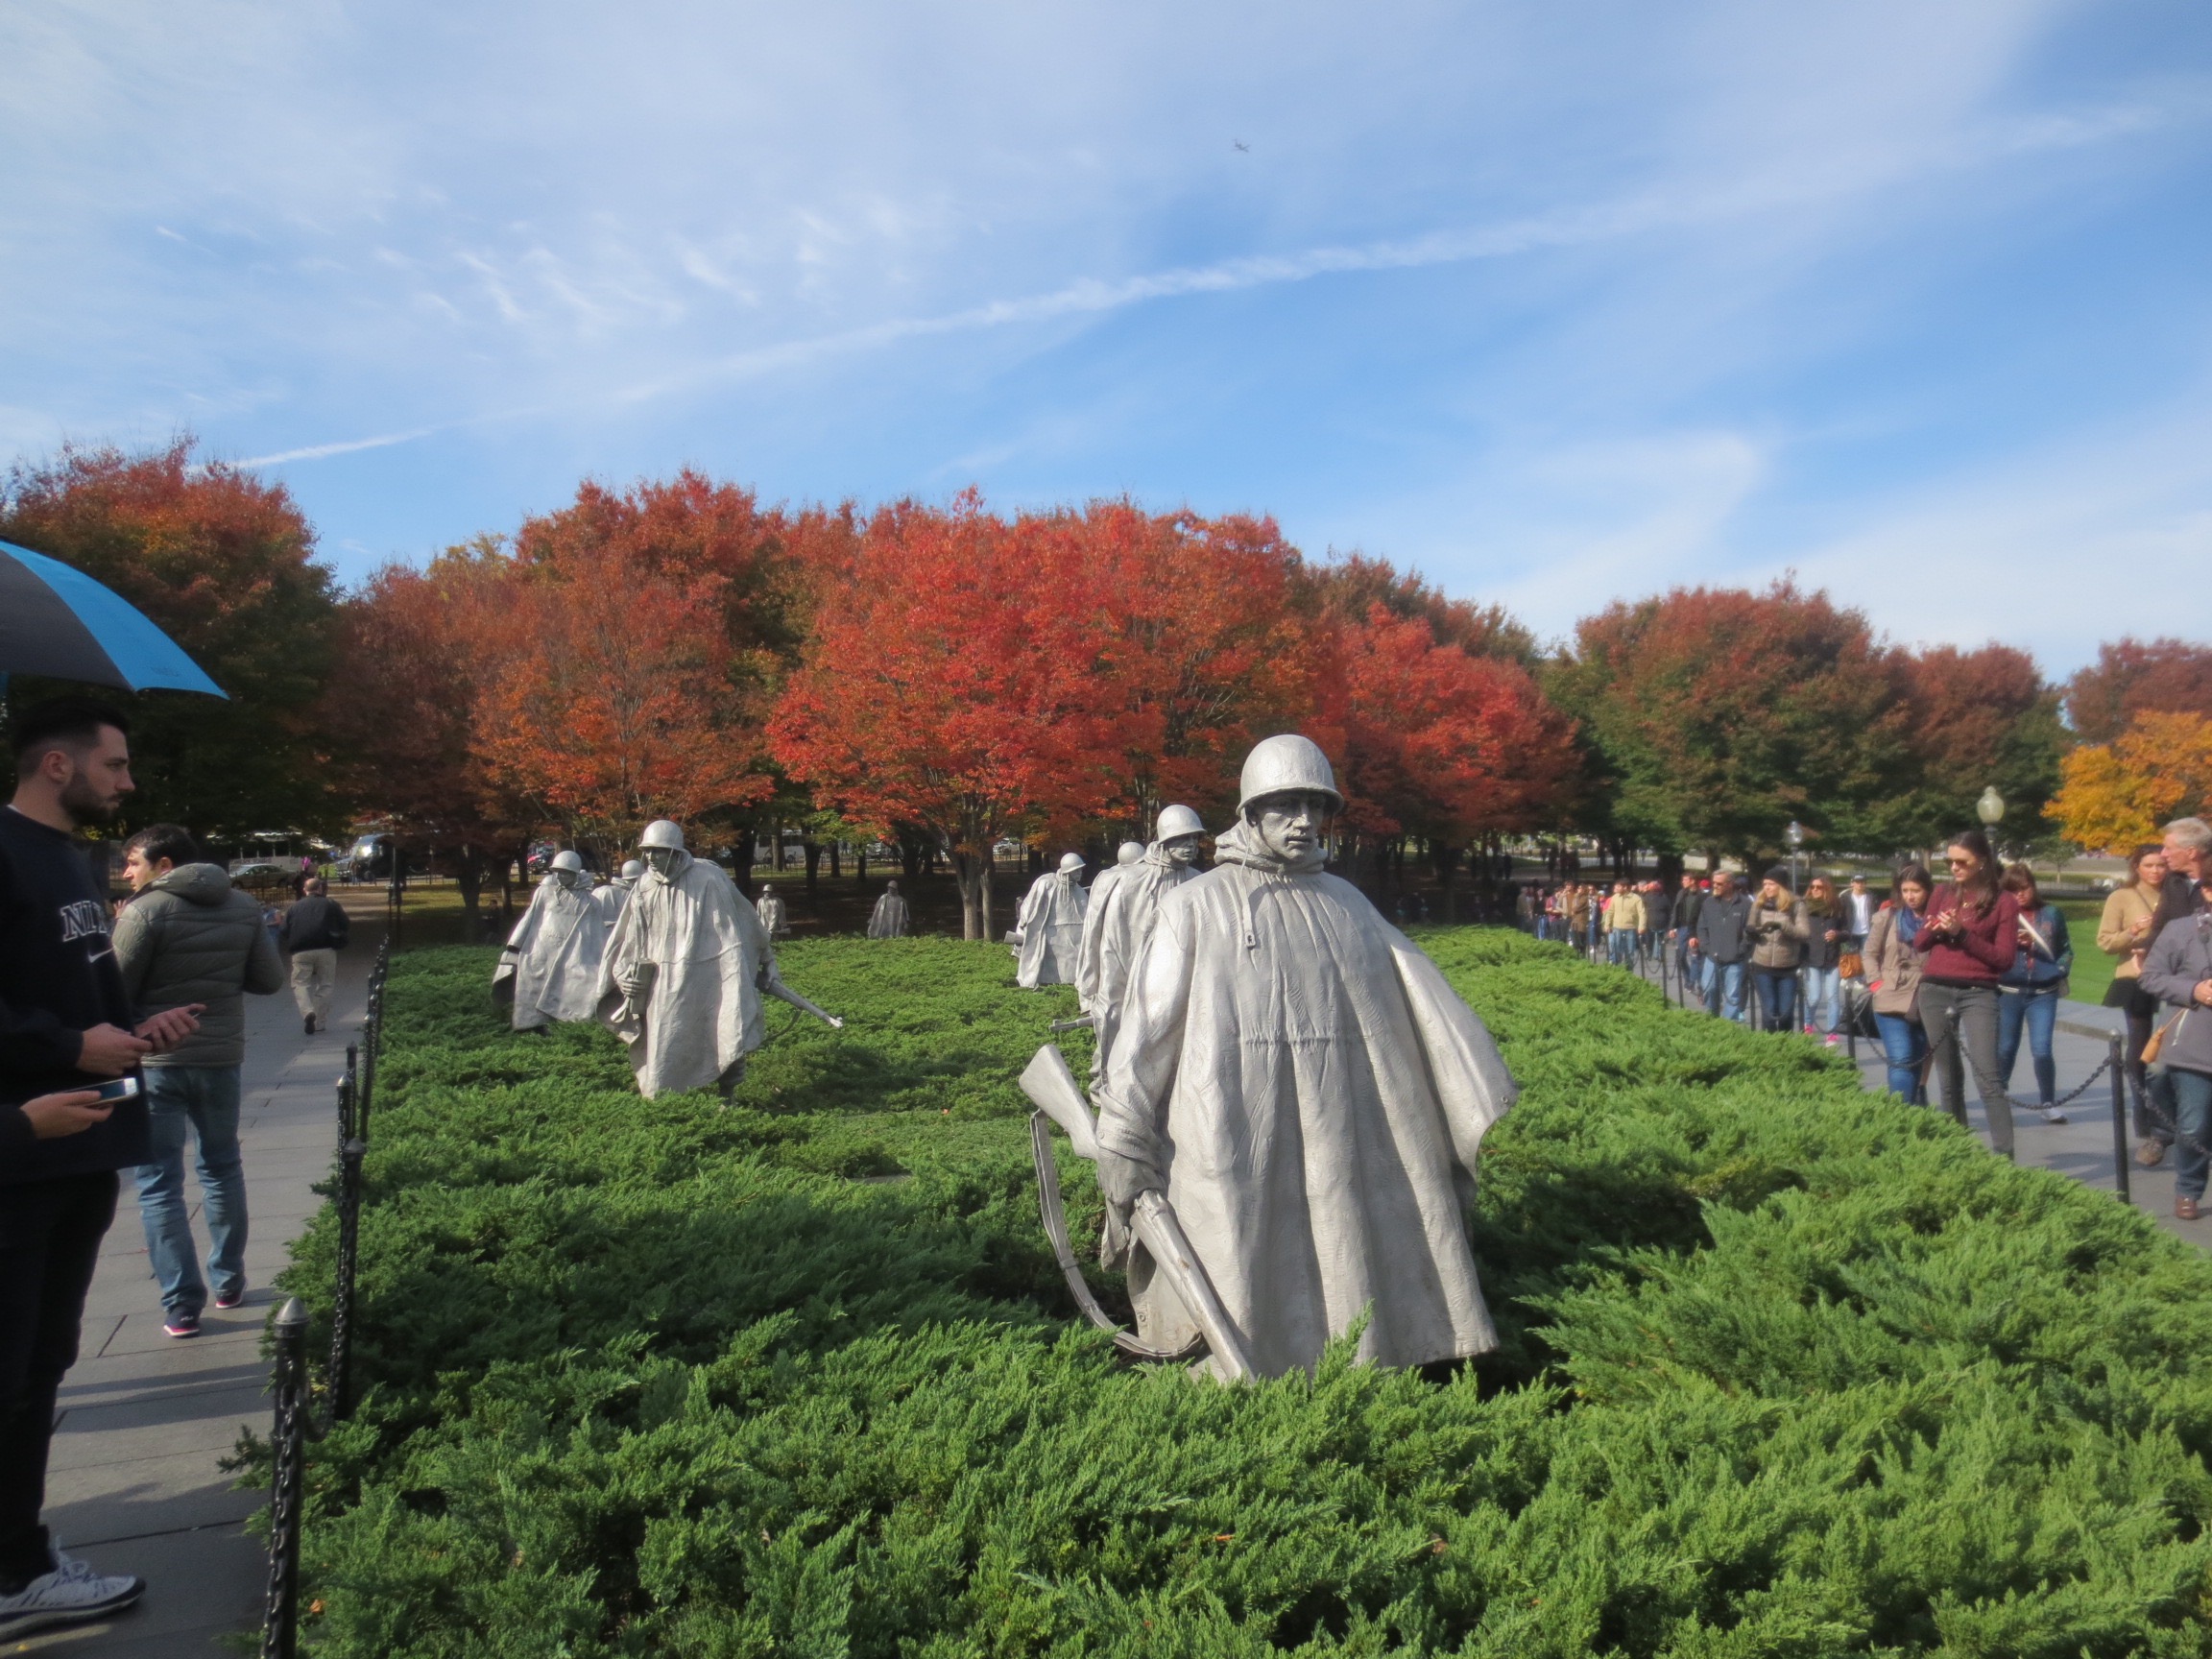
[1336, 603, 1575, 913]
[770, 496, 1122, 938]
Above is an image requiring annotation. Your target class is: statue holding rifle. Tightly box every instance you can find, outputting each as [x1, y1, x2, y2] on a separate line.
[598, 820, 840, 1098]
[1033, 735, 1517, 1381]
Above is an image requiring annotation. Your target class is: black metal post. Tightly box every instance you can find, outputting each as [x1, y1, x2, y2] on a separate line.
[261, 1298, 310, 1659]
[2108, 1031, 2131, 1204]
[329, 1137, 365, 1423]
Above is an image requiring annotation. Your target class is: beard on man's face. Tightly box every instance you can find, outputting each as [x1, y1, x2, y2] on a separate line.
[59, 773, 121, 828]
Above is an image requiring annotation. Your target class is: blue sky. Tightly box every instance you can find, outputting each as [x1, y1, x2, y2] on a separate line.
[5, 0, 2208, 673]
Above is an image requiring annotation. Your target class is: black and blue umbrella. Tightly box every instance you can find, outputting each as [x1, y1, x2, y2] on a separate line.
[0, 539, 226, 697]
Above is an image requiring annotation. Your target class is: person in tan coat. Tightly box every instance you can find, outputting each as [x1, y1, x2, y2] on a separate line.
[1863, 863, 1933, 1102]
[1747, 868, 1810, 1030]
[2099, 844, 2170, 1163]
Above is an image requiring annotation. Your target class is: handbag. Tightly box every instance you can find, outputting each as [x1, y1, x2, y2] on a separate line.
[1839, 950, 1863, 981]
[2143, 1009, 2187, 1067]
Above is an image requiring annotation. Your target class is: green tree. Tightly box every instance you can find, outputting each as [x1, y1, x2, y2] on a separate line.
[1, 438, 340, 843]
[1550, 580, 1913, 867]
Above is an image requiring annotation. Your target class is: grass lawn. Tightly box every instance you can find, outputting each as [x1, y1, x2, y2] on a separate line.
[276, 928, 2212, 1657]
[2055, 898, 2122, 1007]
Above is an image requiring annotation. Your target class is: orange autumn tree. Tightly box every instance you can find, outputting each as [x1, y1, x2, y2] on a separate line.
[770, 496, 1121, 939]
[2050, 710, 2212, 853]
[1335, 602, 1575, 914]
[319, 541, 539, 927]
[0, 438, 338, 838]
[1068, 505, 1322, 834]
[473, 475, 818, 848]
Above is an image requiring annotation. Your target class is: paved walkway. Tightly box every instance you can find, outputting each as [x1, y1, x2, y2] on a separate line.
[23, 920, 379, 1656]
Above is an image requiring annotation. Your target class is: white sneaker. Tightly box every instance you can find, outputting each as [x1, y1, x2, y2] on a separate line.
[0, 1551, 146, 1639]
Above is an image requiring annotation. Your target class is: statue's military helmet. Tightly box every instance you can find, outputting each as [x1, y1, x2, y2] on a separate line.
[619, 860, 645, 879]
[1155, 804, 1205, 841]
[1238, 734, 1343, 815]
[550, 850, 586, 874]
[639, 820, 685, 852]
[1116, 840, 1145, 864]
[1057, 852, 1086, 874]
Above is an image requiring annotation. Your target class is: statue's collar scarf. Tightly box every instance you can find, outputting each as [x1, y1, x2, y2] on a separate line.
[647, 849, 694, 886]
[1212, 818, 1326, 878]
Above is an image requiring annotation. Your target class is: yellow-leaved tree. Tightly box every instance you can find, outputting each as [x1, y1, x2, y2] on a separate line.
[2051, 710, 2212, 852]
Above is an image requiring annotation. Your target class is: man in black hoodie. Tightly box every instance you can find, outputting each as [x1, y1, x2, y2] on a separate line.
[0, 701, 199, 1640]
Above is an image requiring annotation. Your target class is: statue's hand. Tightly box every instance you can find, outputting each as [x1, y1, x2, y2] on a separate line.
[1094, 1146, 1166, 1218]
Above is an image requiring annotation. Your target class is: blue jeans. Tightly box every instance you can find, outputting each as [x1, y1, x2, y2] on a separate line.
[1608, 928, 1638, 966]
[133, 1067, 248, 1319]
[1996, 986, 2060, 1107]
[1801, 966, 1841, 1034]
[1753, 969, 1798, 1031]
[1875, 1011, 1928, 1103]
[2170, 1068, 2212, 1203]
[1701, 958, 1747, 1022]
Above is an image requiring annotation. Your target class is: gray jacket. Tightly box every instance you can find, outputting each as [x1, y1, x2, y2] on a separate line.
[2141, 910, 2212, 1078]
[113, 863, 285, 1068]
[1695, 892, 1754, 964]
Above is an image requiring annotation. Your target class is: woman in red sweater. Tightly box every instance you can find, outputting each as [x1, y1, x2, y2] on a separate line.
[1911, 828, 2021, 1158]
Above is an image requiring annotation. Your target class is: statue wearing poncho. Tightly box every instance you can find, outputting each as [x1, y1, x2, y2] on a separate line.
[756, 886, 788, 938]
[867, 882, 909, 939]
[1075, 841, 1147, 1012]
[597, 829, 775, 1097]
[503, 857, 611, 1030]
[1091, 737, 1516, 1379]
[1076, 809, 1204, 1080]
[1015, 854, 1089, 988]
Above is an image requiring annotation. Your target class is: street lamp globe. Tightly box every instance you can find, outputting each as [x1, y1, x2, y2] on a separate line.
[1977, 786, 2005, 828]
[1785, 820, 1804, 849]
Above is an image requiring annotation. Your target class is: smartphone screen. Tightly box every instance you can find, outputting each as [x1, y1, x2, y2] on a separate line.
[90, 1077, 141, 1103]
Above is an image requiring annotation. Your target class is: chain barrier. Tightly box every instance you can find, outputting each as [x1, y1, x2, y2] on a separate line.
[262, 927, 393, 1656]
[260, 1299, 311, 1659]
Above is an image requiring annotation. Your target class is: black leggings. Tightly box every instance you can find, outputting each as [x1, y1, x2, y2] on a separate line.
[2125, 984, 2167, 1143]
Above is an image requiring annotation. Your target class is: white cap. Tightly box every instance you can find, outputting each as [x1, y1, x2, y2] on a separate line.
[1116, 841, 1145, 864]
[1057, 852, 1085, 874]
[639, 820, 685, 852]
[550, 850, 585, 874]
[1155, 804, 1204, 841]
[1238, 734, 1342, 814]
[619, 860, 644, 879]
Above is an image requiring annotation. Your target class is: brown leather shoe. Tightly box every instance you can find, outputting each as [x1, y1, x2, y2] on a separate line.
[2137, 1140, 2169, 1167]
[2177, 1196, 2201, 1222]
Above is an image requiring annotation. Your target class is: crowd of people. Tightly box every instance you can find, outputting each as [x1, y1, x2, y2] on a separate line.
[1517, 819, 2212, 1205]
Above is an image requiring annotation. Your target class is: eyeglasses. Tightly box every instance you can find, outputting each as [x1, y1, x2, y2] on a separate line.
[1947, 855, 1973, 866]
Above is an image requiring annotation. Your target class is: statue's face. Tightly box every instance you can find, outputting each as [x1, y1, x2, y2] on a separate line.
[1250, 792, 1333, 863]
[555, 868, 583, 891]
[644, 847, 679, 877]
[1164, 833, 1203, 865]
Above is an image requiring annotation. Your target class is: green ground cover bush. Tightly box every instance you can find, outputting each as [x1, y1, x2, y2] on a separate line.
[279, 931, 2212, 1656]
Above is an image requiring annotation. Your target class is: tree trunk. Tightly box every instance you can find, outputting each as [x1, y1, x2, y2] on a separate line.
[830, 842, 841, 878]
[1436, 842, 1463, 924]
[804, 838, 822, 899]
[856, 848, 868, 883]
[455, 843, 485, 936]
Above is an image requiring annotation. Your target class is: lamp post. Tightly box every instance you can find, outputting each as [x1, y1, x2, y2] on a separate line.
[1977, 786, 2006, 860]
[1785, 820, 1804, 895]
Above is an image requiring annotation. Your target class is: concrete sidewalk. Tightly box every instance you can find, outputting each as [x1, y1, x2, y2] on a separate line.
[23, 923, 379, 1656]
